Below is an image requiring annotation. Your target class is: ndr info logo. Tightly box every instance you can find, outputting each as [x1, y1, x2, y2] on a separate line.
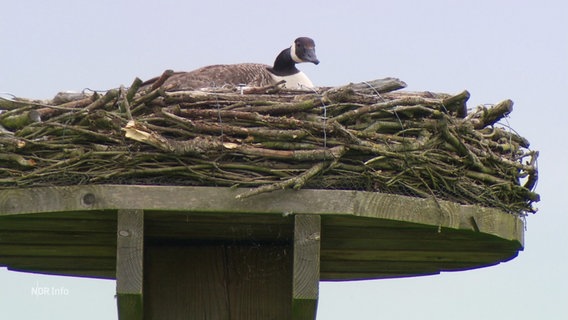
[30, 282, 70, 297]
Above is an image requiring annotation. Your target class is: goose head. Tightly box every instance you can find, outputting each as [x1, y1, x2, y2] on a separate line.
[270, 37, 320, 77]
[290, 37, 320, 65]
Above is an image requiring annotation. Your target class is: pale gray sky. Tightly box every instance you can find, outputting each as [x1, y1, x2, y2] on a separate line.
[1, 0, 567, 319]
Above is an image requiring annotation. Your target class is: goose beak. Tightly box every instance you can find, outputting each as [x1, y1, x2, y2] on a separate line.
[304, 47, 320, 65]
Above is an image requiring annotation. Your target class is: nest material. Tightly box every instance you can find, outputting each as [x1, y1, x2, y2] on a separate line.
[0, 76, 539, 215]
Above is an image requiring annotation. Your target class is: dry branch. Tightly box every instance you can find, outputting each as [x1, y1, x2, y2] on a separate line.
[0, 77, 539, 215]
[468, 99, 514, 129]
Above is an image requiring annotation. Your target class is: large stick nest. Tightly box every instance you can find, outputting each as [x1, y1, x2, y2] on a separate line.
[0, 75, 539, 215]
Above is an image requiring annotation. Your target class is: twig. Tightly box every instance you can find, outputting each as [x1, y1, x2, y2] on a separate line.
[235, 161, 330, 199]
[0, 77, 539, 215]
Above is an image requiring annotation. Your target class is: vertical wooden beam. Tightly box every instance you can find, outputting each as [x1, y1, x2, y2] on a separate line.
[293, 214, 321, 320]
[226, 245, 292, 318]
[144, 246, 230, 319]
[144, 244, 291, 319]
[116, 209, 144, 320]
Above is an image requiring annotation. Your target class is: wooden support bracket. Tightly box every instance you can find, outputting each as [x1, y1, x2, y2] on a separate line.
[0, 186, 525, 318]
[293, 214, 321, 320]
[116, 209, 144, 320]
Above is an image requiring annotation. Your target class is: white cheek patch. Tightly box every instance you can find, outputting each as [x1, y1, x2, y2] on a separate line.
[290, 43, 303, 63]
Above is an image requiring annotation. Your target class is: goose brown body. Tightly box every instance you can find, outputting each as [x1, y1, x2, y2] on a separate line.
[162, 63, 275, 90]
[143, 37, 319, 91]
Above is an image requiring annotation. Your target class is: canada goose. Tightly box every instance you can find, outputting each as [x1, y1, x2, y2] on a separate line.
[146, 37, 320, 91]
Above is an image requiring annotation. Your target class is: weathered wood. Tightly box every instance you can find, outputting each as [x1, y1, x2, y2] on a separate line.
[0, 186, 524, 282]
[0, 186, 523, 243]
[0, 96, 28, 110]
[0, 152, 35, 167]
[322, 78, 407, 103]
[0, 256, 115, 277]
[293, 215, 321, 319]
[236, 161, 337, 199]
[0, 79, 539, 216]
[0, 244, 115, 257]
[321, 248, 512, 263]
[469, 99, 514, 129]
[144, 246, 229, 320]
[144, 244, 291, 320]
[0, 110, 41, 130]
[140, 69, 175, 92]
[145, 214, 292, 242]
[345, 77, 407, 93]
[226, 245, 292, 319]
[116, 209, 144, 320]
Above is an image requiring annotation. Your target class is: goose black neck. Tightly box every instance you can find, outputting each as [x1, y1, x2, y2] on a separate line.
[269, 48, 300, 76]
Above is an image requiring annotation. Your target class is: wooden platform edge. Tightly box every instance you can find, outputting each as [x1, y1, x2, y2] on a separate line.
[0, 185, 524, 246]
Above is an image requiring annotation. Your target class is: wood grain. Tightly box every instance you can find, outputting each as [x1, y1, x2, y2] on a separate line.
[144, 244, 292, 320]
[0, 186, 524, 282]
[116, 209, 144, 320]
[293, 215, 321, 319]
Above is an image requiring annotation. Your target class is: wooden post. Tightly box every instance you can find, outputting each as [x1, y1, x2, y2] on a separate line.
[293, 214, 321, 319]
[144, 244, 292, 319]
[116, 209, 144, 320]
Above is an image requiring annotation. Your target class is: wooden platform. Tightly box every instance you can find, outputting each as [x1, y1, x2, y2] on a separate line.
[0, 185, 524, 319]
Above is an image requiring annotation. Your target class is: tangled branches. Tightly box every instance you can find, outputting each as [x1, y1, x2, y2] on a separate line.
[0, 77, 539, 215]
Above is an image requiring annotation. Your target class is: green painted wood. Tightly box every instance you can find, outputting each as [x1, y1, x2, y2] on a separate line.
[226, 245, 292, 319]
[0, 185, 524, 244]
[0, 256, 115, 271]
[144, 245, 292, 320]
[116, 209, 144, 320]
[0, 185, 528, 319]
[0, 244, 115, 257]
[0, 230, 116, 245]
[117, 294, 143, 320]
[0, 216, 116, 232]
[292, 215, 321, 320]
[7, 268, 114, 279]
[0, 185, 524, 281]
